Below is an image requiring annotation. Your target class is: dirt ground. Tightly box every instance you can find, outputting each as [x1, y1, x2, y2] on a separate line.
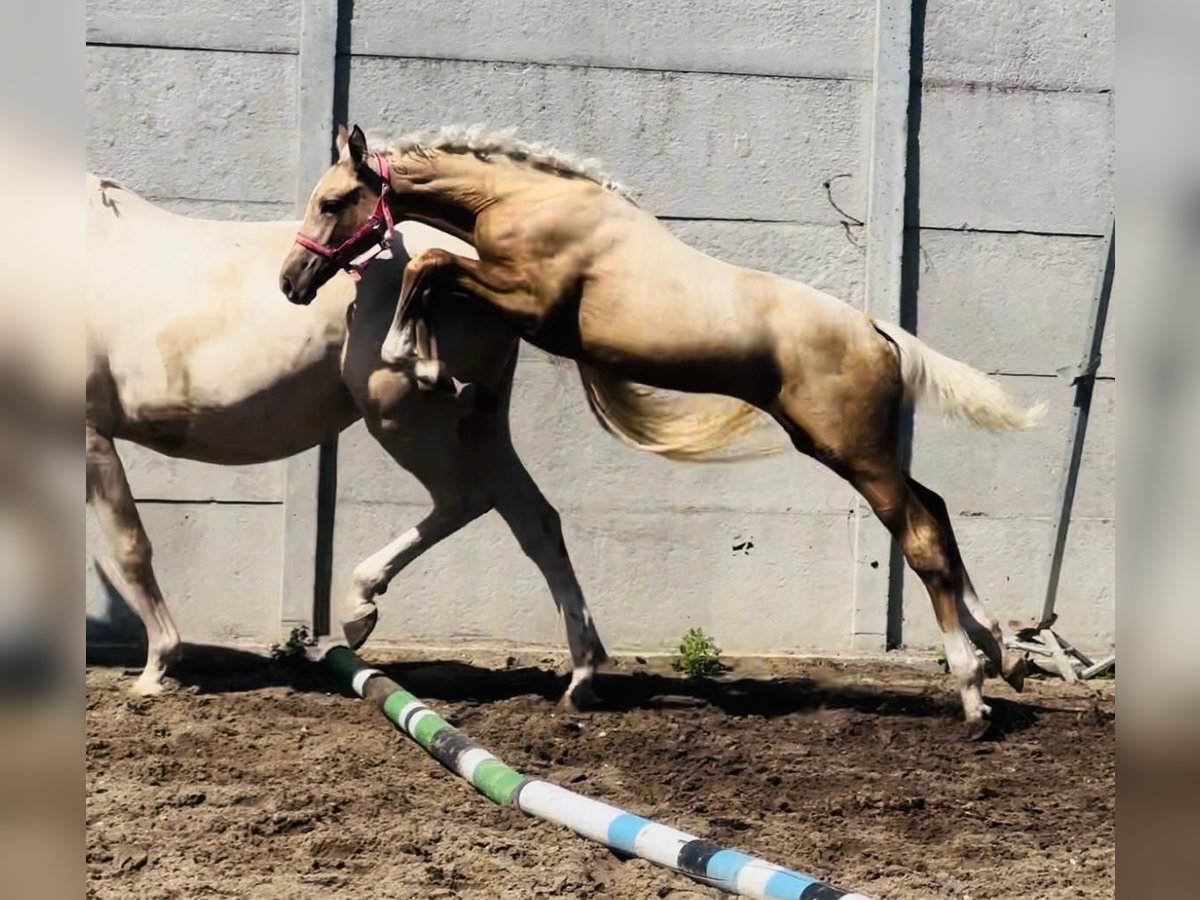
[86, 648, 1114, 900]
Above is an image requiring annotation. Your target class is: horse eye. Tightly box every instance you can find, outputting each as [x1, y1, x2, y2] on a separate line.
[319, 189, 361, 215]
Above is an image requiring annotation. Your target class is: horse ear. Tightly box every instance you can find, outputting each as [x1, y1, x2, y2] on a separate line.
[347, 125, 368, 166]
[335, 124, 350, 160]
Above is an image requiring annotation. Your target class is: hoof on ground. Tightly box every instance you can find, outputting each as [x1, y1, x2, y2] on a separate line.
[1003, 656, 1028, 693]
[343, 609, 379, 651]
[131, 675, 170, 697]
[561, 681, 603, 713]
[961, 707, 1003, 743]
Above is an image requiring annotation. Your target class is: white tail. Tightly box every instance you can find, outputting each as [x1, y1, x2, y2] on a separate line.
[576, 364, 785, 462]
[872, 319, 1046, 431]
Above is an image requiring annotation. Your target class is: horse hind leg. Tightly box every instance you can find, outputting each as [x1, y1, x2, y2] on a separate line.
[470, 425, 609, 710]
[851, 462, 1010, 727]
[906, 478, 1027, 693]
[86, 425, 181, 695]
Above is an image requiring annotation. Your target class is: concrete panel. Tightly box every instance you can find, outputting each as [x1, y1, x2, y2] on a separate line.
[914, 230, 1115, 377]
[666, 221, 867, 306]
[347, 56, 869, 223]
[330, 501, 858, 655]
[909, 377, 1114, 520]
[86, 502, 284, 647]
[350, 0, 875, 80]
[115, 440, 283, 503]
[919, 86, 1113, 234]
[86, 0, 300, 53]
[925, 0, 1115, 91]
[148, 198, 297, 222]
[336, 366, 858, 518]
[85, 46, 298, 204]
[897, 516, 1115, 655]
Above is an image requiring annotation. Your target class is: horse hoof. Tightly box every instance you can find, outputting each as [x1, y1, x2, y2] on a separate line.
[1003, 656, 1028, 693]
[131, 676, 169, 697]
[456, 383, 479, 408]
[343, 609, 379, 651]
[414, 359, 452, 392]
[961, 716, 995, 743]
[562, 681, 603, 713]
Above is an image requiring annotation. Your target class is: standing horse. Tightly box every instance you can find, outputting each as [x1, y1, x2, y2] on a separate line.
[86, 173, 606, 704]
[280, 125, 1046, 726]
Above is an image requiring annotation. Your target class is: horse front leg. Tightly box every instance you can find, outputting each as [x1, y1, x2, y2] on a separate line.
[380, 249, 452, 390]
[382, 249, 534, 381]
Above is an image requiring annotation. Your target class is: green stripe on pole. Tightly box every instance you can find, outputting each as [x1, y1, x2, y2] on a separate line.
[410, 711, 446, 748]
[381, 689, 416, 725]
[472, 759, 526, 805]
[323, 646, 526, 805]
[324, 645, 367, 684]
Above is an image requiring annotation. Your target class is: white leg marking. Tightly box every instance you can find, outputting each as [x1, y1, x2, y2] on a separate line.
[942, 627, 989, 721]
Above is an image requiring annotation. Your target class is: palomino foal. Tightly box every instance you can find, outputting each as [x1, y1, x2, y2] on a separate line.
[280, 125, 1045, 728]
[86, 174, 605, 705]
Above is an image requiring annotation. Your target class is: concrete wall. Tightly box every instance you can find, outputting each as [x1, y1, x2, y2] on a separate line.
[902, 0, 1115, 652]
[86, 0, 1115, 660]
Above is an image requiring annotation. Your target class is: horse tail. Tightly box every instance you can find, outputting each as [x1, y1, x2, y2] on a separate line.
[575, 363, 786, 462]
[872, 319, 1047, 431]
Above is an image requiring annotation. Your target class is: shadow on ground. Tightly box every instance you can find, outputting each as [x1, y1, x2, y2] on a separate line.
[87, 633, 1046, 739]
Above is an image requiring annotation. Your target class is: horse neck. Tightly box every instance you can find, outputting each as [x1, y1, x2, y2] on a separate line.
[384, 151, 479, 240]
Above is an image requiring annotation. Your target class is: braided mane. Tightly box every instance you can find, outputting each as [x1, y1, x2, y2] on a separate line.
[372, 124, 635, 202]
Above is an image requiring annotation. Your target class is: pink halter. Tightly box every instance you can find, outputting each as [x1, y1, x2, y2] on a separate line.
[294, 152, 395, 282]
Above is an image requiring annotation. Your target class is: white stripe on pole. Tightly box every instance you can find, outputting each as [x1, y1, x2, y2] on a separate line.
[395, 700, 423, 725]
[735, 860, 788, 896]
[350, 668, 383, 697]
[456, 747, 497, 781]
[405, 707, 436, 737]
[517, 781, 630, 845]
[632, 822, 695, 867]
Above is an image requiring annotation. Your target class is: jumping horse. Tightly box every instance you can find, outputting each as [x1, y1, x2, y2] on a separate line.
[280, 124, 1046, 725]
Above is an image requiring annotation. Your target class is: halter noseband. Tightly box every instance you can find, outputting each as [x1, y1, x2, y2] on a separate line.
[293, 152, 394, 282]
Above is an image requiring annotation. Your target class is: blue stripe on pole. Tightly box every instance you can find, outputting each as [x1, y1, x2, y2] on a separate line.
[705, 849, 758, 886]
[606, 813, 650, 854]
[763, 868, 820, 899]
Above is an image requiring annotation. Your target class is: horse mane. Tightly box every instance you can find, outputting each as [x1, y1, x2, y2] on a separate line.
[372, 124, 636, 202]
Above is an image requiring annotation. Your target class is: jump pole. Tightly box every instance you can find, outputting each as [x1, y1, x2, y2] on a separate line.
[325, 646, 873, 900]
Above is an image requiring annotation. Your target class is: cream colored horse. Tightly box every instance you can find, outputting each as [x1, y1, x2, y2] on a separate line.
[86, 173, 606, 703]
[281, 125, 1048, 727]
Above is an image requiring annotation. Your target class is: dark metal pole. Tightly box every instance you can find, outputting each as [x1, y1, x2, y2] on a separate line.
[1040, 216, 1115, 627]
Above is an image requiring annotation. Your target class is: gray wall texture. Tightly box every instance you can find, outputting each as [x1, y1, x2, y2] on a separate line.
[85, 0, 1116, 660]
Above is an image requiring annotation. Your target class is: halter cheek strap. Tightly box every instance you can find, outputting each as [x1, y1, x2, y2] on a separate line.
[293, 152, 395, 282]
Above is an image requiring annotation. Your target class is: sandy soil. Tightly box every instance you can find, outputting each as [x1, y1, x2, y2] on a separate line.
[86, 649, 1114, 899]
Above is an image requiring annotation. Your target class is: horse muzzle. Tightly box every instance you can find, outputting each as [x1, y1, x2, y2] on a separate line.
[279, 247, 329, 305]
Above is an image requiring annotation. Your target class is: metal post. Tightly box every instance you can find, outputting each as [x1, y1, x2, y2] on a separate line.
[1040, 217, 1115, 629]
[280, 0, 340, 639]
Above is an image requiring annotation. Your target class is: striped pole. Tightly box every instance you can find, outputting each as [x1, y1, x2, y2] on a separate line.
[325, 647, 874, 900]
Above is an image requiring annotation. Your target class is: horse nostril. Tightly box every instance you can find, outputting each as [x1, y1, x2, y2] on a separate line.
[280, 274, 294, 299]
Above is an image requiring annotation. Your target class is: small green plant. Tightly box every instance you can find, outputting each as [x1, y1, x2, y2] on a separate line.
[675, 627, 724, 677]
